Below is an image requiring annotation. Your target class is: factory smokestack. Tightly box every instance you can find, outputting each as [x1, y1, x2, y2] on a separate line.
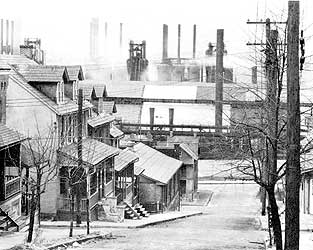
[6, 20, 9, 54]
[193, 24, 196, 59]
[10, 21, 14, 55]
[215, 29, 224, 132]
[162, 24, 168, 63]
[105, 22, 108, 40]
[177, 24, 181, 64]
[89, 18, 99, 60]
[119, 23, 123, 49]
[0, 20, 3, 54]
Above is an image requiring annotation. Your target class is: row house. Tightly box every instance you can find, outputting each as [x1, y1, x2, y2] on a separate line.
[0, 55, 121, 220]
[132, 142, 182, 213]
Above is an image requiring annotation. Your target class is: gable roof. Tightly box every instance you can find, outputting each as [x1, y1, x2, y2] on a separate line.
[103, 101, 117, 114]
[114, 148, 139, 172]
[79, 80, 106, 99]
[0, 54, 38, 67]
[66, 65, 84, 81]
[133, 142, 182, 184]
[0, 124, 28, 148]
[18, 65, 69, 83]
[59, 138, 119, 166]
[179, 143, 198, 160]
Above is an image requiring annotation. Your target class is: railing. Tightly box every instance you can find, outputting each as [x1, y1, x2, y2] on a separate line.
[116, 193, 123, 204]
[126, 183, 133, 196]
[103, 180, 113, 196]
[5, 177, 21, 199]
[142, 202, 165, 214]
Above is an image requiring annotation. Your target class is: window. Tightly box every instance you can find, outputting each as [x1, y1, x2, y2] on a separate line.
[59, 167, 68, 195]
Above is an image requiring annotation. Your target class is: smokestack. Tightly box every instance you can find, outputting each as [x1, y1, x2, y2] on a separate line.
[169, 108, 174, 131]
[6, 20, 9, 54]
[177, 24, 181, 64]
[162, 24, 168, 63]
[105, 22, 108, 40]
[215, 29, 224, 132]
[0, 74, 8, 124]
[119, 23, 123, 49]
[0, 20, 3, 54]
[193, 24, 196, 59]
[10, 20, 14, 55]
[149, 108, 155, 131]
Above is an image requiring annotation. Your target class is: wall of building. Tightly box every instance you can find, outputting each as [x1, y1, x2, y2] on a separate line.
[139, 176, 162, 203]
[31, 83, 58, 102]
[64, 81, 74, 100]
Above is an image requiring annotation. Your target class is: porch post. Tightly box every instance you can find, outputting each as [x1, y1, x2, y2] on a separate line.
[86, 166, 90, 234]
[131, 165, 134, 205]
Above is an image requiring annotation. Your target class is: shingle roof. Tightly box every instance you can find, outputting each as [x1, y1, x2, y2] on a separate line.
[103, 101, 116, 114]
[0, 54, 38, 67]
[18, 65, 69, 83]
[133, 143, 182, 184]
[88, 113, 115, 128]
[0, 124, 27, 148]
[114, 148, 138, 172]
[60, 138, 119, 166]
[66, 65, 84, 81]
[110, 125, 124, 138]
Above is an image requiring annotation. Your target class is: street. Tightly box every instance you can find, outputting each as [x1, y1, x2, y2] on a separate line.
[78, 182, 266, 250]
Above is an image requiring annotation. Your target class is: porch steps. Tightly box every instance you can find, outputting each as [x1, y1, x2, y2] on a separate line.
[0, 210, 19, 232]
[134, 204, 150, 218]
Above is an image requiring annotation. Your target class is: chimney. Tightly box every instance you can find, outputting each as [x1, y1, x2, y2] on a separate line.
[6, 20, 9, 54]
[149, 107, 155, 131]
[193, 24, 196, 59]
[0, 19, 3, 54]
[177, 24, 181, 64]
[0, 74, 8, 124]
[119, 23, 123, 49]
[162, 24, 168, 63]
[10, 21, 14, 55]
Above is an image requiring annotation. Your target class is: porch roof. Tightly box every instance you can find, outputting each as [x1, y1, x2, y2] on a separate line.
[110, 125, 124, 138]
[0, 124, 28, 148]
[88, 113, 114, 128]
[115, 148, 139, 172]
[133, 143, 182, 184]
[60, 138, 119, 166]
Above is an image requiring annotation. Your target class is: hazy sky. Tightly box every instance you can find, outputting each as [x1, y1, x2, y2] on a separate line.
[1, 0, 311, 64]
[1, 0, 313, 92]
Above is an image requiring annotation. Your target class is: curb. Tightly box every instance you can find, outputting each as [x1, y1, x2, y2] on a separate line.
[41, 212, 203, 229]
[130, 212, 203, 228]
[45, 232, 112, 250]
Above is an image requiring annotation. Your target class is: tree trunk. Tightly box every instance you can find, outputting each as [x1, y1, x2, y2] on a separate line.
[69, 188, 74, 237]
[36, 178, 41, 227]
[27, 189, 36, 243]
[267, 187, 282, 250]
[76, 183, 81, 225]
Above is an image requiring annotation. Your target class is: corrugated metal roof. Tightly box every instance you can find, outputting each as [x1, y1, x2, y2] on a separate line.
[88, 113, 114, 128]
[110, 125, 124, 138]
[103, 101, 116, 114]
[0, 124, 27, 148]
[60, 138, 119, 166]
[114, 148, 138, 172]
[66, 65, 84, 81]
[18, 65, 69, 83]
[106, 81, 145, 98]
[143, 85, 197, 100]
[115, 104, 142, 124]
[133, 143, 182, 184]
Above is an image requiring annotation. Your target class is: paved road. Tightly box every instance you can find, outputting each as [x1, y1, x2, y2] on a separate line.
[78, 182, 266, 250]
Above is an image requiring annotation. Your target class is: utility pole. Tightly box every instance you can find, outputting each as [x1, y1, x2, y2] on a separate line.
[285, 1, 300, 250]
[177, 24, 181, 64]
[76, 89, 83, 225]
[193, 24, 196, 59]
[215, 29, 224, 133]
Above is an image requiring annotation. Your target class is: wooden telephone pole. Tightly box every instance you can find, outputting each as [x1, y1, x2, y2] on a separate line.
[285, 1, 300, 250]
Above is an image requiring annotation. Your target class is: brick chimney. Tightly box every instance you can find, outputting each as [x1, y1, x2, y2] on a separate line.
[0, 73, 8, 124]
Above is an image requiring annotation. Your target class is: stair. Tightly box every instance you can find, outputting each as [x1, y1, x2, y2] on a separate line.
[0, 210, 18, 232]
[134, 204, 150, 218]
[123, 202, 142, 220]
